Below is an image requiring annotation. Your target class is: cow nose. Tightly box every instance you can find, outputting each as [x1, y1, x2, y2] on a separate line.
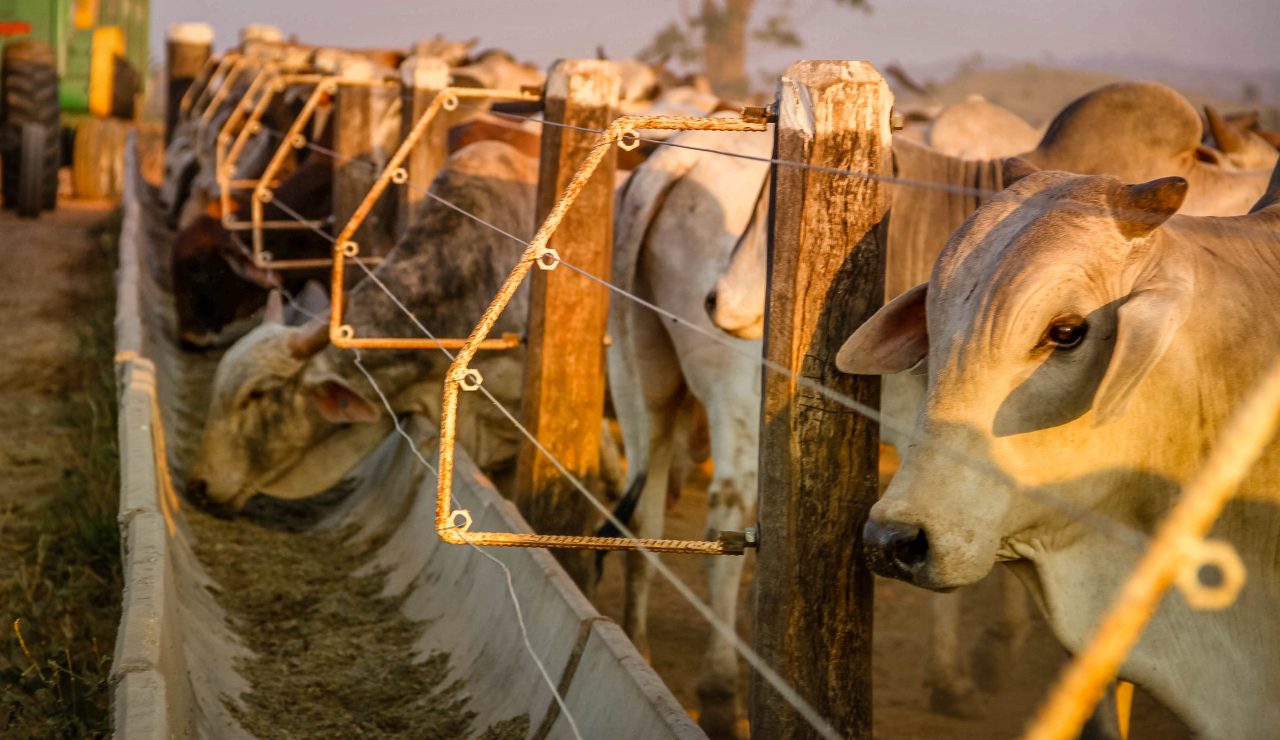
[704, 290, 718, 320]
[863, 520, 930, 581]
[187, 478, 213, 506]
[186, 478, 234, 519]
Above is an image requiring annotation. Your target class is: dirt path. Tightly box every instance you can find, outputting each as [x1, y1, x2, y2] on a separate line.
[0, 200, 120, 735]
[595, 454, 1192, 738]
[0, 201, 113, 513]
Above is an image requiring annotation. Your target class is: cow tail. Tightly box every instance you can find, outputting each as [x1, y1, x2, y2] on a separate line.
[594, 470, 646, 579]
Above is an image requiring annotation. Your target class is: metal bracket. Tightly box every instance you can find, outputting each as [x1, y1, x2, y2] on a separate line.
[430, 112, 769, 556]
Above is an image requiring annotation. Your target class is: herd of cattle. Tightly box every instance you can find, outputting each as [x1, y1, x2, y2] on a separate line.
[155, 31, 1280, 740]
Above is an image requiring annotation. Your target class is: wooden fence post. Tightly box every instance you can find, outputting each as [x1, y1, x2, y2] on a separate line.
[515, 60, 621, 594]
[332, 57, 395, 256]
[397, 55, 449, 235]
[164, 23, 213, 144]
[750, 60, 893, 739]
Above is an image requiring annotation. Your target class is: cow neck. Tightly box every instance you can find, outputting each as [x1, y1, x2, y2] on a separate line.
[887, 138, 1003, 300]
[1183, 160, 1276, 216]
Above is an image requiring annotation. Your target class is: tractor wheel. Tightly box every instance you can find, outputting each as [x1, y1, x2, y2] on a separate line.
[15, 124, 46, 218]
[1, 41, 61, 213]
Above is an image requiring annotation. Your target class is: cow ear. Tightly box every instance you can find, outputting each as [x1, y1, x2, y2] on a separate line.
[1092, 256, 1194, 426]
[1205, 105, 1245, 154]
[204, 198, 224, 219]
[263, 290, 285, 325]
[1111, 176, 1188, 240]
[310, 376, 380, 424]
[1002, 157, 1039, 187]
[836, 283, 929, 375]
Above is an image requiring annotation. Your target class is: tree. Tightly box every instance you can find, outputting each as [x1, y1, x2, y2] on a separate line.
[640, 0, 870, 100]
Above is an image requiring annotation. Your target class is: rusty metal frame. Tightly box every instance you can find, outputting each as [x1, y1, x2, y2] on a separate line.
[214, 62, 281, 218]
[185, 52, 239, 121]
[327, 86, 542, 351]
[248, 75, 402, 270]
[216, 70, 325, 230]
[197, 54, 252, 133]
[178, 54, 222, 118]
[406, 111, 769, 554]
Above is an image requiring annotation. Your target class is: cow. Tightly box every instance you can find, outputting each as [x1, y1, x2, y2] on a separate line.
[187, 141, 536, 510]
[450, 49, 545, 92]
[607, 119, 772, 738]
[924, 96, 1042, 160]
[838, 160, 1280, 740]
[411, 34, 479, 67]
[170, 153, 335, 348]
[698, 80, 1275, 720]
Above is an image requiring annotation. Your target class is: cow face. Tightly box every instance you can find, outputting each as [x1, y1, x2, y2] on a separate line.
[187, 314, 382, 513]
[840, 168, 1191, 590]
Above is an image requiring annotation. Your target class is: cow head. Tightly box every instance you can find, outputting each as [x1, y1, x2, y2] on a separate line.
[841, 163, 1192, 589]
[186, 301, 386, 513]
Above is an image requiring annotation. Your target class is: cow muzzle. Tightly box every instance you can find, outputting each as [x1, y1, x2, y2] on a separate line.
[863, 519, 930, 582]
[186, 478, 238, 519]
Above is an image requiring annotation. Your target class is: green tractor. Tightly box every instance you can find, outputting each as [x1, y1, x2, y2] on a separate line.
[0, 0, 149, 217]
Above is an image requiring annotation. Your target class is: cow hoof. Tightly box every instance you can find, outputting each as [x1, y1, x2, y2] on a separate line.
[696, 689, 739, 740]
[928, 683, 986, 719]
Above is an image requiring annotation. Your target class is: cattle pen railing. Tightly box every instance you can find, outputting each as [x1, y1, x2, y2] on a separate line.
[133, 26, 1279, 740]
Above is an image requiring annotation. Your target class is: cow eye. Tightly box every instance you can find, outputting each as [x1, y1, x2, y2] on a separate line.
[1046, 320, 1087, 349]
[240, 389, 267, 408]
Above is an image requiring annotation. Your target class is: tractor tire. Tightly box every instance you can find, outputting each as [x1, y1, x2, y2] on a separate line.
[1, 41, 61, 213]
[15, 124, 45, 218]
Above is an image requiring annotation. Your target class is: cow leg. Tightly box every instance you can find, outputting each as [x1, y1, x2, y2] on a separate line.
[1078, 682, 1123, 740]
[623, 405, 678, 659]
[971, 565, 1032, 693]
[928, 591, 985, 718]
[689, 380, 757, 740]
[610, 298, 685, 660]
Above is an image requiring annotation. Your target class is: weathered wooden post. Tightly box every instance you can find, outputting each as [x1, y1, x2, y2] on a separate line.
[164, 23, 213, 144]
[331, 57, 395, 257]
[515, 60, 621, 594]
[397, 55, 449, 234]
[750, 60, 893, 739]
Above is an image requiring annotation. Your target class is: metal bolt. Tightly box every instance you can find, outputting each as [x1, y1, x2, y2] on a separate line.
[741, 105, 777, 124]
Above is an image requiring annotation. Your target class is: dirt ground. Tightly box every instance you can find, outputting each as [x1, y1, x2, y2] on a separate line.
[594, 451, 1192, 739]
[0, 201, 113, 514]
[0, 199, 120, 735]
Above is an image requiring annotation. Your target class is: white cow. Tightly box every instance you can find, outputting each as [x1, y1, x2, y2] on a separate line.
[608, 119, 771, 738]
[840, 161, 1280, 739]
[706, 80, 1279, 716]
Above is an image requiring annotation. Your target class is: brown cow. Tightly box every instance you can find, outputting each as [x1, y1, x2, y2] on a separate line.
[171, 153, 334, 348]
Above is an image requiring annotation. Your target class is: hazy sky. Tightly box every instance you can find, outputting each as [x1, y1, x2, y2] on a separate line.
[151, 0, 1280, 77]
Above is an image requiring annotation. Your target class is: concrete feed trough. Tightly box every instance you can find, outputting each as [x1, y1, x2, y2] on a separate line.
[111, 136, 704, 739]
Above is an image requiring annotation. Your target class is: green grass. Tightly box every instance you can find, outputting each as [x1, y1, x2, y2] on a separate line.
[1, 211, 122, 738]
